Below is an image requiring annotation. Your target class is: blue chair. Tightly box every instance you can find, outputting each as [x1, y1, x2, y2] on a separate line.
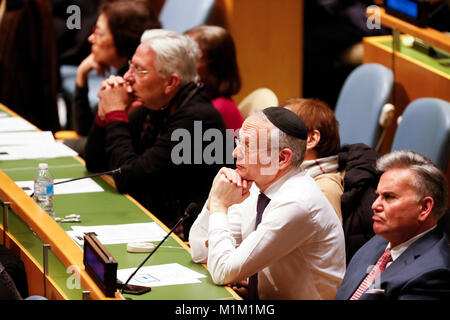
[334, 63, 394, 149]
[60, 65, 105, 109]
[391, 98, 450, 171]
[159, 0, 215, 33]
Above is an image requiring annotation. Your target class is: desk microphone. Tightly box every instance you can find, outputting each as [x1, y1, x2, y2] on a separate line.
[118, 202, 201, 295]
[29, 168, 121, 198]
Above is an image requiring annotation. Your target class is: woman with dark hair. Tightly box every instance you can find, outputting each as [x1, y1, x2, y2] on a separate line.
[185, 25, 244, 130]
[73, 0, 160, 137]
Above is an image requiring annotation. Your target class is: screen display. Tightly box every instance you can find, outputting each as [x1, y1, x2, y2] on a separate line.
[387, 0, 419, 18]
[84, 243, 105, 282]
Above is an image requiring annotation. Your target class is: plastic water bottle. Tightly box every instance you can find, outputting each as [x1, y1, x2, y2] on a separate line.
[33, 163, 55, 219]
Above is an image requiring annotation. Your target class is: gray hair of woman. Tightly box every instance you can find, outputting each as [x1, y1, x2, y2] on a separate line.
[140, 29, 201, 86]
[376, 150, 448, 220]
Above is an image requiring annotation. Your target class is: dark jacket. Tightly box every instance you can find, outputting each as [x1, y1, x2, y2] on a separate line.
[0, 245, 28, 300]
[0, 0, 60, 131]
[338, 143, 381, 263]
[336, 227, 450, 300]
[85, 83, 230, 231]
[72, 65, 128, 136]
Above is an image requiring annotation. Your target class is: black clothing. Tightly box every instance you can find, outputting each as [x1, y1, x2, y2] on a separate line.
[85, 83, 230, 233]
[338, 143, 381, 263]
[0, 0, 60, 132]
[0, 245, 28, 300]
[72, 65, 128, 137]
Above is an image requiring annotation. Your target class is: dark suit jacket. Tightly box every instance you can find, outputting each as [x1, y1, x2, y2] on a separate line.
[336, 227, 450, 300]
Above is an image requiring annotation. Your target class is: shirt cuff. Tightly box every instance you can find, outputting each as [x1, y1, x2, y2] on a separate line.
[95, 114, 106, 127]
[105, 110, 128, 123]
[208, 211, 229, 232]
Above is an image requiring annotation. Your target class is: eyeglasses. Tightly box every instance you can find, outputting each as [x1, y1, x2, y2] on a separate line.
[128, 60, 150, 77]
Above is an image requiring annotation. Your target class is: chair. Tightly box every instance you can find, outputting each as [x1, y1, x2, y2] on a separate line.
[158, 0, 215, 33]
[391, 98, 450, 171]
[334, 63, 394, 149]
[60, 65, 105, 111]
[237, 88, 279, 119]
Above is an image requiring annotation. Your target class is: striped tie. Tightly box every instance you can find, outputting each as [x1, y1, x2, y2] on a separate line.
[350, 247, 392, 300]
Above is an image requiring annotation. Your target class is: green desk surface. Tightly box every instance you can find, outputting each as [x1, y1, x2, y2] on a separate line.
[376, 39, 450, 76]
[0, 108, 237, 300]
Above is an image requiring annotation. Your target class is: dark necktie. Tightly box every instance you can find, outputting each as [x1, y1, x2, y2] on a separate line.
[247, 192, 271, 300]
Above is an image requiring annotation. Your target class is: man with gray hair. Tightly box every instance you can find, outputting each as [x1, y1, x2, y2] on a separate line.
[189, 107, 346, 299]
[336, 150, 450, 300]
[84, 29, 228, 235]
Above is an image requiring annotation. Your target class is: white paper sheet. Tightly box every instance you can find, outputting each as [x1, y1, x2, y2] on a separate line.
[69, 222, 167, 245]
[15, 178, 104, 196]
[0, 142, 77, 160]
[0, 117, 37, 132]
[116, 263, 206, 288]
[0, 131, 55, 146]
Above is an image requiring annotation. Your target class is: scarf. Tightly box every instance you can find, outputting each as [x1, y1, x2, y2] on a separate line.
[301, 155, 339, 178]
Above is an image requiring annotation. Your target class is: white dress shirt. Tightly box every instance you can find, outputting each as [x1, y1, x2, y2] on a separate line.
[189, 167, 346, 300]
[386, 225, 437, 269]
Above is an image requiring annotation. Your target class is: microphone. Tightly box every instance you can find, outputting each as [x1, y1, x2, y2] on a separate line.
[118, 202, 201, 295]
[29, 168, 121, 198]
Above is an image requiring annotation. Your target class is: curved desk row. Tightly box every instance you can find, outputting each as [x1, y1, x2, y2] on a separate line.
[0, 103, 239, 300]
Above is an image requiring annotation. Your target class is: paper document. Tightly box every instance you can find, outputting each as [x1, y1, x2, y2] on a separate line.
[0, 142, 77, 160]
[0, 117, 37, 132]
[69, 222, 167, 245]
[0, 131, 55, 146]
[15, 178, 104, 196]
[117, 263, 206, 288]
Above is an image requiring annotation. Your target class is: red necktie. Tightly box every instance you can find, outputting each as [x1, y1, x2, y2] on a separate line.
[350, 247, 392, 300]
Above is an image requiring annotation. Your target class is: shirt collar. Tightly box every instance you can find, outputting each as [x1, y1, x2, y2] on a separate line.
[388, 225, 437, 261]
[263, 166, 304, 199]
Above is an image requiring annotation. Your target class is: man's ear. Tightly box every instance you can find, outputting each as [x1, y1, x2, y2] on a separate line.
[307, 130, 320, 151]
[418, 196, 434, 223]
[164, 73, 181, 95]
[278, 148, 293, 170]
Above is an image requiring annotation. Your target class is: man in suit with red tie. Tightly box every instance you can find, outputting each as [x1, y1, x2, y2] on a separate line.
[336, 150, 450, 300]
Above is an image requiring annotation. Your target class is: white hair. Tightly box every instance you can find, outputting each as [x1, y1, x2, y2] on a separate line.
[140, 29, 201, 85]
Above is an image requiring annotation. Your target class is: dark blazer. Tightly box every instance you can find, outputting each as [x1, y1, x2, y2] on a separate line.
[336, 227, 450, 300]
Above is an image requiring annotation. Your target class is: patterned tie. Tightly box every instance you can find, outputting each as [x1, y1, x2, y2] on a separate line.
[247, 192, 271, 300]
[350, 247, 392, 300]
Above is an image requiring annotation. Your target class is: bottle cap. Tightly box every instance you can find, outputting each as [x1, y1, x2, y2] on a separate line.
[38, 163, 48, 169]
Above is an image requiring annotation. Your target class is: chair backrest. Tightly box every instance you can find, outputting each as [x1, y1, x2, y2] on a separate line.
[334, 63, 393, 148]
[237, 88, 279, 119]
[60, 65, 106, 108]
[391, 98, 450, 171]
[159, 0, 215, 33]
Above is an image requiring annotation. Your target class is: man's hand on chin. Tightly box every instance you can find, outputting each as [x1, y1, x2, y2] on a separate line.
[209, 171, 251, 214]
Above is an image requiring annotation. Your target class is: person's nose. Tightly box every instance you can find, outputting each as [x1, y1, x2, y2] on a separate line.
[372, 195, 382, 212]
[233, 145, 244, 162]
[123, 69, 134, 83]
[88, 33, 95, 44]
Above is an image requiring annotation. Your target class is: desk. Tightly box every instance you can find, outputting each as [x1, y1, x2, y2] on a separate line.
[0, 103, 239, 300]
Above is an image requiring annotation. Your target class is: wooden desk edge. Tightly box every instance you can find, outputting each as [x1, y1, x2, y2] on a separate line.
[0, 170, 116, 300]
[367, 7, 450, 53]
[363, 35, 450, 80]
